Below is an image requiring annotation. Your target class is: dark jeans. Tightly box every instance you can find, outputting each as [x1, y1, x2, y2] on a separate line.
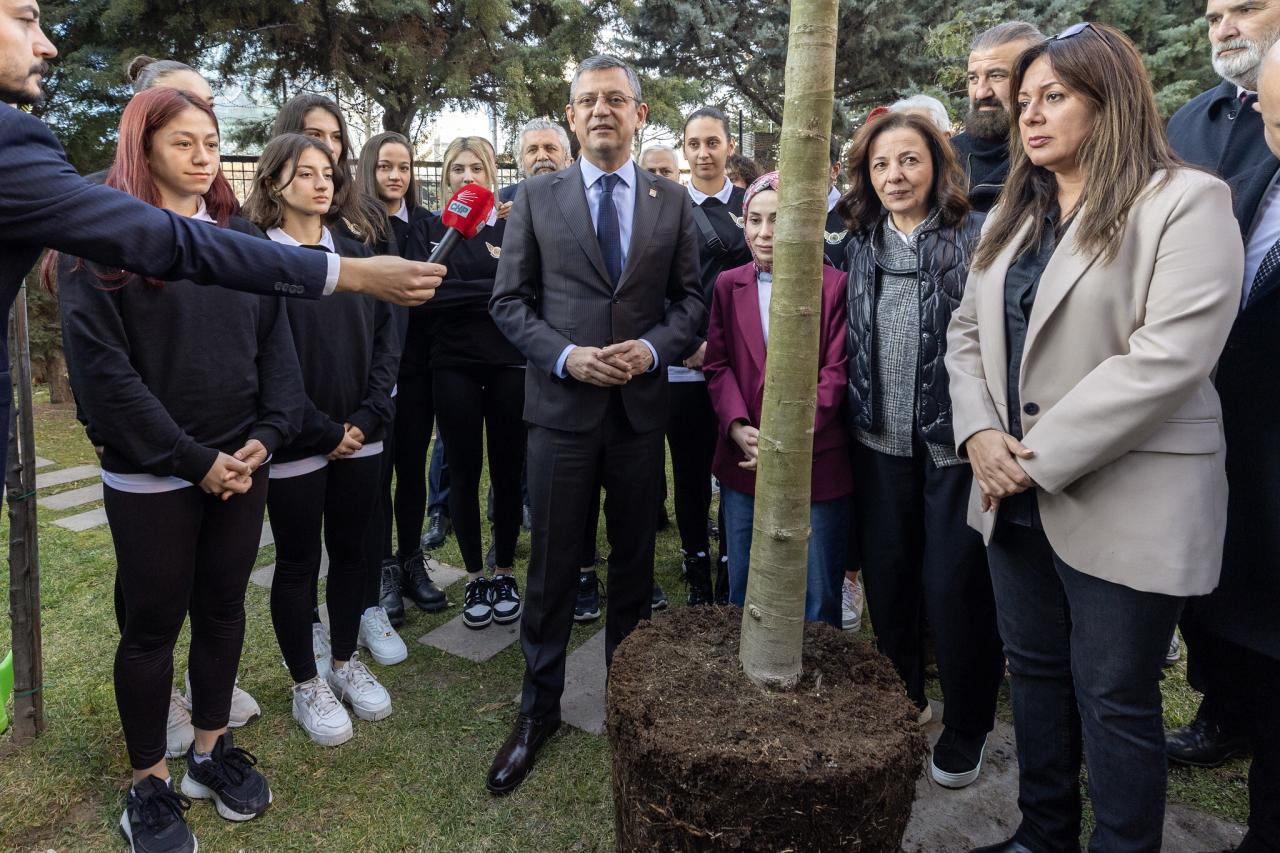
[106, 470, 269, 769]
[987, 521, 1183, 853]
[852, 442, 1004, 734]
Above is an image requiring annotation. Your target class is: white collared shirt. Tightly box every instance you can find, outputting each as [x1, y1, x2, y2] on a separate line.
[392, 199, 409, 223]
[758, 270, 773, 346]
[688, 176, 734, 206]
[267, 225, 337, 252]
[579, 157, 636, 269]
[827, 187, 841, 213]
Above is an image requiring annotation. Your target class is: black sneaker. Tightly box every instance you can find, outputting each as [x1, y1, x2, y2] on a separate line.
[930, 727, 986, 788]
[491, 574, 522, 624]
[378, 558, 406, 626]
[462, 576, 494, 629]
[401, 551, 448, 612]
[119, 775, 196, 853]
[682, 552, 713, 606]
[651, 583, 668, 611]
[574, 572, 601, 622]
[180, 731, 272, 821]
[422, 513, 451, 549]
[714, 555, 730, 606]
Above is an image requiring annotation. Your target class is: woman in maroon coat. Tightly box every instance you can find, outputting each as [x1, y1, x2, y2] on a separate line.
[703, 171, 852, 625]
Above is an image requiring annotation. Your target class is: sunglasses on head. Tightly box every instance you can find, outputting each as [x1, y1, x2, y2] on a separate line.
[1051, 21, 1099, 40]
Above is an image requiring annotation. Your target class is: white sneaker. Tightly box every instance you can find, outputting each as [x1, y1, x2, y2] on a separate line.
[165, 686, 195, 758]
[326, 652, 392, 721]
[841, 576, 864, 632]
[312, 622, 332, 681]
[292, 676, 353, 747]
[1164, 630, 1182, 667]
[358, 606, 408, 666]
[183, 670, 262, 728]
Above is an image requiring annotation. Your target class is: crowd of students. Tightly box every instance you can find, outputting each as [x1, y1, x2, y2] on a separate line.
[5, 0, 1279, 848]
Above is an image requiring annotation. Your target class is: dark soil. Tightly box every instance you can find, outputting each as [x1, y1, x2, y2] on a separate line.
[608, 606, 926, 852]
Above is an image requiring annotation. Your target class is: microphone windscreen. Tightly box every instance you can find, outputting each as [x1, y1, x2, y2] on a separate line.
[438, 184, 496, 239]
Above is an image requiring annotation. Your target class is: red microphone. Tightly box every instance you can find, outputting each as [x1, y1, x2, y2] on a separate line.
[428, 183, 496, 264]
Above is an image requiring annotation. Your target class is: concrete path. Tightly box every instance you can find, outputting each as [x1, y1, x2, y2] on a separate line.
[35, 464, 99, 490]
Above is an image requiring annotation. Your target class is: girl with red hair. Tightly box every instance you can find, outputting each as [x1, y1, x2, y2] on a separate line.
[52, 86, 296, 852]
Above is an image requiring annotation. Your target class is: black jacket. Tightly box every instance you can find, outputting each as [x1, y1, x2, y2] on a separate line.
[951, 132, 1009, 213]
[842, 210, 984, 447]
[1167, 79, 1272, 180]
[58, 216, 304, 484]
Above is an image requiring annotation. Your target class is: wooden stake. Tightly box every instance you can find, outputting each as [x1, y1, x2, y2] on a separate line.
[8, 283, 45, 743]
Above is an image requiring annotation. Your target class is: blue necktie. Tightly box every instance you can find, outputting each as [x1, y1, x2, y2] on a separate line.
[596, 173, 623, 287]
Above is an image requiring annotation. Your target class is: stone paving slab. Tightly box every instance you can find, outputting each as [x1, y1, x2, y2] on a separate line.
[420, 611, 520, 662]
[37, 482, 103, 511]
[559, 628, 607, 734]
[52, 506, 107, 532]
[34, 456, 53, 469]
[903, 718, 1245, 852]
[35, 464, 100, 490]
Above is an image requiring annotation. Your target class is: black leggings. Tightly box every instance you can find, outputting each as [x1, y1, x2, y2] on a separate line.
[432, 365, 525, 573]
[665, 381, 718, 556]
[392, 367, 436, 557]
[107, 470, 269, 770]
[269, 455, 382, 682]
[362, 428, 396, 607]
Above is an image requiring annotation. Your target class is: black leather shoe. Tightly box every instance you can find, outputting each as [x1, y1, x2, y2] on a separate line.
[401, 551, 448, 612]
[1166, 713, 1249, 768]
[713, 556, 730, 605]
[682, 552, 713, 606]
[486, 714, 560, 795]
[969, 840, 1037, 853]
[574, 572, 601, 623]
[378, 558, 406, 626]
[422, 513, 451, 549]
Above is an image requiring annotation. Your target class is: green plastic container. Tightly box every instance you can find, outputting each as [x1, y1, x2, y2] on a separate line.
[0, 650, 13, 734]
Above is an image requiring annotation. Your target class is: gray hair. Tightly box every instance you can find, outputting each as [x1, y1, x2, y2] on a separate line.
[570, 55, 643, 103]
[639, 143, 678, 164]
[889, 94, 953, 134]
[517, 118, 571, 158]
[970, 21, 1045, 54]
[125, 55, 201, 94]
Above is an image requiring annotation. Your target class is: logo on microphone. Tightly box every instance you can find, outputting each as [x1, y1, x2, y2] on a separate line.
[447, 199, 473, 218]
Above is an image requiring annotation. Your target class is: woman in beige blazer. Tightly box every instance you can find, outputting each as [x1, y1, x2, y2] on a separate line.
[945, 24, 1243, 853]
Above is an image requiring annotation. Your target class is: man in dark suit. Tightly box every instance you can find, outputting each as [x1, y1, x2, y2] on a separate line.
[1164, 0, 1280, 776]
[487, 54, 704, 795]
[0, 0, 442, 488]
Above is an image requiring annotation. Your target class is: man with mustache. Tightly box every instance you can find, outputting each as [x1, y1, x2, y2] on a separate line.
[498, 117, 573, 204]
[949, 21, 1044, 212]
[0, 0, 444, 494]
[1164, 0, 1280, 784]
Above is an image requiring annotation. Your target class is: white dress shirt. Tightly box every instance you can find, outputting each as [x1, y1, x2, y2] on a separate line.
[827, 187, 841, 213]
[758, 270, 774, 347]
[689, 175, 734, 206]
[1242, 169, 1280, 307]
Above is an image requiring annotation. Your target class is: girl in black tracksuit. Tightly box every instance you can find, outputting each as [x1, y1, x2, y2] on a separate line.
[243, 134, 399, 743]
[670, 108, 753, 604]
[53, 88, 290, 843]
[407, 136, 523, 631]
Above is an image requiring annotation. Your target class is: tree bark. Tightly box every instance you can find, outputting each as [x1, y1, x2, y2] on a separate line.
[46, 352, 71, 405]
[739, 0, 838, 689]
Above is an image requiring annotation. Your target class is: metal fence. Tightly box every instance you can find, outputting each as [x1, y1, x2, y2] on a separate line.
[220, 155, 521, 211]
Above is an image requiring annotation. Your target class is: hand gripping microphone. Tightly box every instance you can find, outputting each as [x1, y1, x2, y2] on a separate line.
[427, 183, 496, 264]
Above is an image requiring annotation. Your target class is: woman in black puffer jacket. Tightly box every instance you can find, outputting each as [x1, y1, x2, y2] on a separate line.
[836, 111, 1005, 791]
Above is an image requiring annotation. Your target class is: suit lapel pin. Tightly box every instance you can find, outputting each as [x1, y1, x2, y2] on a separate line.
[649, 187, 657, 198]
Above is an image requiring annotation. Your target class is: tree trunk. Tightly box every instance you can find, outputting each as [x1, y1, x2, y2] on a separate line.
[46, 351, 71, 405]
[739, 0, 838, 689]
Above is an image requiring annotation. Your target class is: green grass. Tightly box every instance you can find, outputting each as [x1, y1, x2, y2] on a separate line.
[0, 398, 1249, 850]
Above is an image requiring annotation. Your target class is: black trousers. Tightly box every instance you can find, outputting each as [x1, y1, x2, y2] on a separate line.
[269, 456, 382, 681]
[106, 469, 269, 769]
[521, 393, 663, 719]
[362, 427, 397, 607]
[852, 442, 1004, 736]
[664, 381, 717, 556]
[392, 366, 438, 558]
[1181, 618, 1245, 734]
[432, 365, 526, 573]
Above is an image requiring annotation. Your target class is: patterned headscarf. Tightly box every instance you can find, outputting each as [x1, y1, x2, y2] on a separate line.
[742, 170, 780, 271]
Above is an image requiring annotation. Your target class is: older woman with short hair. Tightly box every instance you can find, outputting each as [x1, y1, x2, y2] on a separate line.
[836, 110, 1004, 792]
[947, 24, 1243, 852]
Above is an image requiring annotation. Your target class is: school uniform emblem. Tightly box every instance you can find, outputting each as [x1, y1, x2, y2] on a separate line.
[825, 229, 848, 244]
[486, 242, 502, 259]
[730, 213, 744, 229]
